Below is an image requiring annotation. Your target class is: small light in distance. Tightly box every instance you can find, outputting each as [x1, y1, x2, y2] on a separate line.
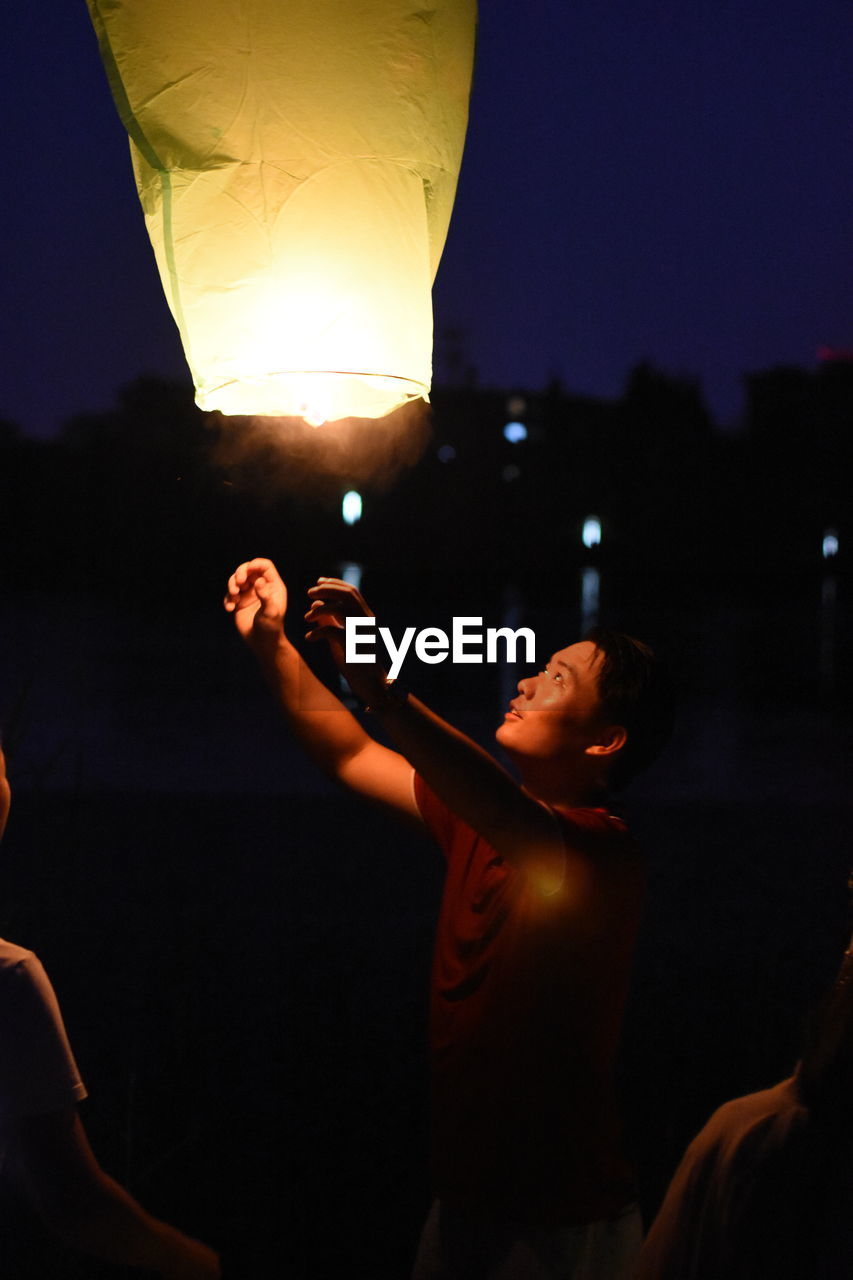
[582, 516, 602, 549]
[503, 421, 528, 444]
[438, 444, 457, 462]
[342, 491, 363, 526]
[823, 529, 839, 559]
[507, 395, 527, 416]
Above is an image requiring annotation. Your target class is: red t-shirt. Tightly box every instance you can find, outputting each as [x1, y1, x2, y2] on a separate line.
[414, 773, 645, 1226]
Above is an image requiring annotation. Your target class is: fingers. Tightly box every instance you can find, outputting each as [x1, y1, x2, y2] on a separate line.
[223, 558, 277, 611]
[223, 566, 360, 631]
[304, 621, 345, 643]
[232, 558, 274, 590]
[306, 578, 372, 615]
[304, 597, 347, 638]
[303, 601, 349, 635]
[303, 599, 332, 623]
[253, 574, 278, 613]
[307, 577, 358, 597]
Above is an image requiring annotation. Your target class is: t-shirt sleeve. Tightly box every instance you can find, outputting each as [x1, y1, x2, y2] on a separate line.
[0, 943, 87, 1126]
[413, 772, 464, 860]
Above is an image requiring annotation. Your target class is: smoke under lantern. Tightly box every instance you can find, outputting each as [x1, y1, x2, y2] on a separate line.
[86, 0, 477, 426]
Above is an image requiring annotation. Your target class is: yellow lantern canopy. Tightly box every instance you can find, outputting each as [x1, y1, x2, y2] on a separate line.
[86, 0, 476, 423]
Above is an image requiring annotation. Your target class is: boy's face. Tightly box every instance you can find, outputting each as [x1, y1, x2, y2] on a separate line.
[496, 640, 608, 762]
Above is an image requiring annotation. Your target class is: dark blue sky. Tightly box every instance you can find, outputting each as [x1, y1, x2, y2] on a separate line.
[3, 1, 851, 436]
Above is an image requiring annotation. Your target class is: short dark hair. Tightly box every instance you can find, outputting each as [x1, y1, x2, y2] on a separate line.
[585, 626, 674, 789]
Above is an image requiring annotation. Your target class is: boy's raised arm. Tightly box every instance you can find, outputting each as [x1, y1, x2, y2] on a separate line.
[224, 558, 420, 822]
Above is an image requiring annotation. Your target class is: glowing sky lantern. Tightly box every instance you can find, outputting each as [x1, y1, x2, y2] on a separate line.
[86, 1, 476, 424]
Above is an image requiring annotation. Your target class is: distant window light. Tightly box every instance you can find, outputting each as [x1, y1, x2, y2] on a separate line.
[823, 530, 839, 559]
[342, 490, 363, 526]
[502, 464, 521, 483]
[582, 516, 602, 549]
[503, 421, 528, 444]
[340, 560, 364, 589]
[437, 444, 456, 462]
[507, 395, 527, 416]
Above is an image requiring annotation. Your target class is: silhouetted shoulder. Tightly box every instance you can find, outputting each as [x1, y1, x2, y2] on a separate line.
[0, 938, 36, 973]
[0, 937, 87, 1127]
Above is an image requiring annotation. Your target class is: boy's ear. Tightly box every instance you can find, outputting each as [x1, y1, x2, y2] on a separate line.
[584, 724, 627, 758]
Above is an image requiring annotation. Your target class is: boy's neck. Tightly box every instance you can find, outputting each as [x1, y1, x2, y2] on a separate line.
[522, 770, 607, 811]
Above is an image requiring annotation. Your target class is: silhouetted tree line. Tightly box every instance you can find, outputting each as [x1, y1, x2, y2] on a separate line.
[0, 360, 850, 607]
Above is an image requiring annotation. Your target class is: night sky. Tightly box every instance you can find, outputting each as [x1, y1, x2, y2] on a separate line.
[3, 0, 851, 438]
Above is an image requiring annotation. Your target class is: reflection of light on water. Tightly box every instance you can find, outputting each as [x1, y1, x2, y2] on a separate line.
[339, 561, 363, 591]
[337, 561, 365, 704]
[823, 529, 839, 559]
[819, 571, 837, 699]
[580, 566, 600, 633]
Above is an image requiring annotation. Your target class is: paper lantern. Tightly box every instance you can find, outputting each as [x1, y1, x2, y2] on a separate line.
[87, 0, 476, 423]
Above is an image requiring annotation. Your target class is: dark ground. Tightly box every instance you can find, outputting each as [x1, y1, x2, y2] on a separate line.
[0, 788, 849, 1279]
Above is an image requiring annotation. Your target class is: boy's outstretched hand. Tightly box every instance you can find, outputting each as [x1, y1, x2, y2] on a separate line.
[304, 577, 388, 706]
[224, 558, 288, 647]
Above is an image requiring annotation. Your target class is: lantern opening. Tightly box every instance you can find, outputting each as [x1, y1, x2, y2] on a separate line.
[200, 370, 428, 424]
